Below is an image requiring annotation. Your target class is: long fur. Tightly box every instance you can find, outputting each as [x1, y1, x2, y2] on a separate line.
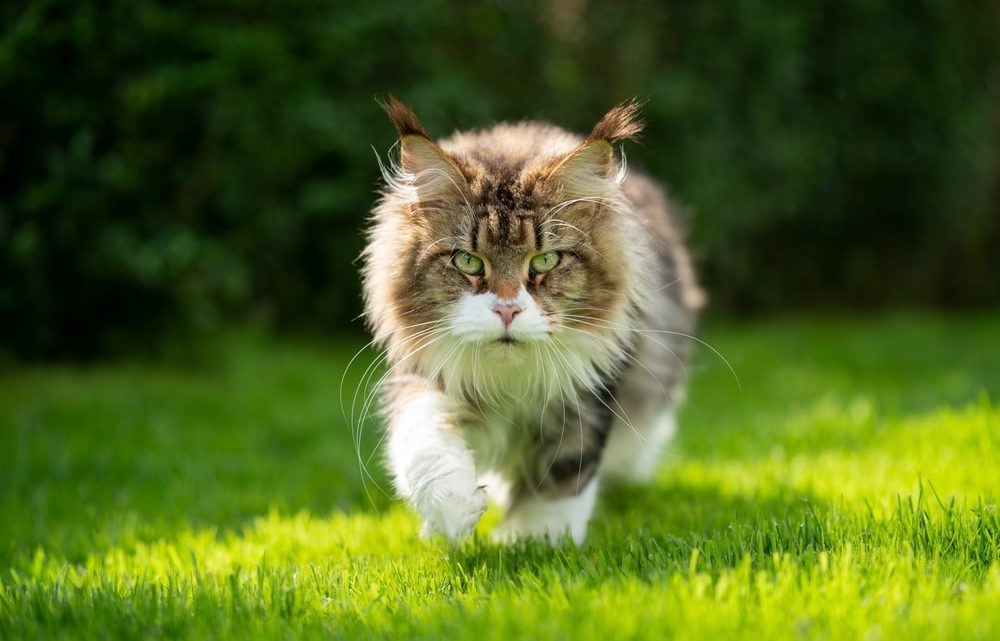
[359, 99, 702, 545]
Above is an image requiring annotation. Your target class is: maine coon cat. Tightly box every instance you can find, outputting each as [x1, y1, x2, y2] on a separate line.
[362, 97, 703, 545]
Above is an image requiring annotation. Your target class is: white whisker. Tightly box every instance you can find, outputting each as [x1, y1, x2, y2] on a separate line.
[561, 311, 741, 391]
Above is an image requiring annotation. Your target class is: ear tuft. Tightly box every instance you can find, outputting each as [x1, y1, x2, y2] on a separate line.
[586, 99, 645, 144]
[379, 94, 430, 139]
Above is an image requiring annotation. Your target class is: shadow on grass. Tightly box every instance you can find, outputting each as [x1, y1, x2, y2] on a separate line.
[678, 313, 1000, 463]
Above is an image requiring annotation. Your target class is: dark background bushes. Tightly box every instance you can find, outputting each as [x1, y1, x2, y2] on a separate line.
[1, 0, 998, 359]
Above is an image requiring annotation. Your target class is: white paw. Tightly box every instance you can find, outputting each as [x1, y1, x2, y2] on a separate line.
[491, 481, 599, 547]
[491, 514, 578, 546]
[420, 484, 487, 541]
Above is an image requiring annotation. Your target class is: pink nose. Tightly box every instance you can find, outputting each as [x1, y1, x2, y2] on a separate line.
[491, 301, 522, 328]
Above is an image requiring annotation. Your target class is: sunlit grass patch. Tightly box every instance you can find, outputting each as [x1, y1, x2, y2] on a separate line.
[1, 315, 998, 640]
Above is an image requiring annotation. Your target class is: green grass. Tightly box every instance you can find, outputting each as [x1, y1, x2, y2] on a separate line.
[2, 314, 998, 640]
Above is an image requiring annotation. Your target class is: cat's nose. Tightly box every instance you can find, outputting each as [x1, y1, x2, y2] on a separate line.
[491, 301, 522, 328]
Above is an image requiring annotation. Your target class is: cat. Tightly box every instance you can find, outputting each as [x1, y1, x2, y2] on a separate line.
[361, 97, 703, 545]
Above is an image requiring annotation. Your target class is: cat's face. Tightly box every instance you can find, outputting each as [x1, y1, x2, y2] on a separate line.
[390, 171, 626, 353]
[364, 99, 646, 395]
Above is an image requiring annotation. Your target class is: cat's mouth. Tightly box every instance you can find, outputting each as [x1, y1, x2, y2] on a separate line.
[490, 332, 553, 346]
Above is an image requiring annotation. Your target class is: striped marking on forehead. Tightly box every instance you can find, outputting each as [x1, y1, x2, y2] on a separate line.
[466, 170, 549, 251]
[472, 211, 541, 250]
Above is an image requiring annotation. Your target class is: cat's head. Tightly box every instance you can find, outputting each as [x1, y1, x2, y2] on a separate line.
[363, 98, 650, 399]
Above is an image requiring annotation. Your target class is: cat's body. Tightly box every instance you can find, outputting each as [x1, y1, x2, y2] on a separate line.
[362, 99, 702, 544]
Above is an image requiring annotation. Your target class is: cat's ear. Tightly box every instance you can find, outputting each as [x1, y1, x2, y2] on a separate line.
[587, 99, 644, 145]
[380, 96, 468, 204]
[544, 100, 644, 197]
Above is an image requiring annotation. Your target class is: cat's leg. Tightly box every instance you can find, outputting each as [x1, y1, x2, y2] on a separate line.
[492, 409, 606, 546]
[600, 405, 677, 483]
[385, 378, 486, 540]
[599, 330, 687, 484]
[492, 476, 599, 546]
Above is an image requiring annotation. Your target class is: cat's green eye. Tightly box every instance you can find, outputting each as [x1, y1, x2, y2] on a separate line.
[452, 250, 485, 276]
[529, 251, 561, 274]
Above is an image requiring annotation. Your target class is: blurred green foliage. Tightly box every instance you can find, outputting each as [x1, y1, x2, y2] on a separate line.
[1, 0, 998, 358]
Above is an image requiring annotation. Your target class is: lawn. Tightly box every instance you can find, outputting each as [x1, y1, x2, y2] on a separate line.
[1, 314, 998, 640]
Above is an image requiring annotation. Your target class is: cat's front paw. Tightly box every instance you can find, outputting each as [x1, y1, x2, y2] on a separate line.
[419, 483, 487, 541]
